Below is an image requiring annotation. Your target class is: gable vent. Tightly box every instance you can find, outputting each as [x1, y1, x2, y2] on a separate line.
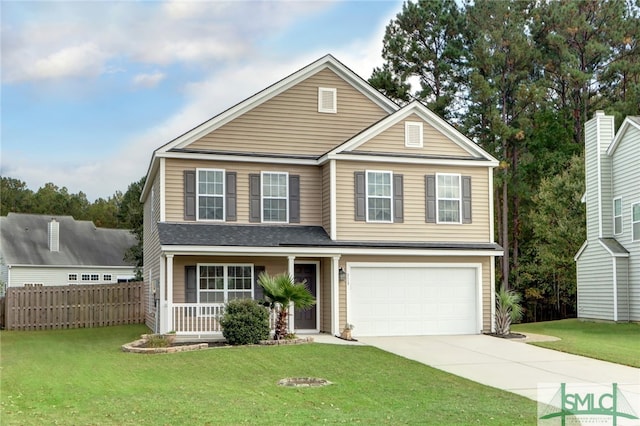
[318, 87, 337, 113]
[405, 121, 423, 148]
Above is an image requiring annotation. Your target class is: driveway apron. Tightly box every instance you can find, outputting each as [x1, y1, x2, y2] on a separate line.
[358, 335, 640, 404]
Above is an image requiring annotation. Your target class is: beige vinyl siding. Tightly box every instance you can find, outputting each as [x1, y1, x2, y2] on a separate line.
[610, 124, 640, 321]
[164, 159, 322, 224]
[577, 243, 615, 320]
[353, 113, 472, 157]
[340, 255, 493, 332]
[335, 161, 491, 242]
[321, 258, 331, 332]
[187, 68, 388, 156]
[322, 163, 331, 234]
[143, 174, 162, 329]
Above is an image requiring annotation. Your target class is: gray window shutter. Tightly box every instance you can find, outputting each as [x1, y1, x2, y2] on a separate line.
[226, 172, 237, 221]
[462, 176, 472, 224]
[393, 174, 404, 223]
[289, 175, 300, 223]
[249, 174, 261, 223]
[185, 265, 197, 303]
[254, 266, 266, 302]
[425, 175, 436, 223]
[354, 171, 366, 221]
[184, 170, 196, 221]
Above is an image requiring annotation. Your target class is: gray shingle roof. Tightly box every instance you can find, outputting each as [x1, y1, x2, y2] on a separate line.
[0, 213, 137, 266]
[157, 222, 503, 251]
[599, 238, 629, 255]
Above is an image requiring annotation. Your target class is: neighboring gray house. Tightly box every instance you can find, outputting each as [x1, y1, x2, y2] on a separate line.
[575, 112, 640, 322]
[0, 213, 137, 290]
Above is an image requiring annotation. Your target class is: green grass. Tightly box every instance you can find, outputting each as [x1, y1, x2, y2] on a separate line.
[512, 319, 640, 367]
[1, 325, 536, 425]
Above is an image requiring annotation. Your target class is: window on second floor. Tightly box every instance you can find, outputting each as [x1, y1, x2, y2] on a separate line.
[366, 171, 393, 222]
[613, 197, 622, 235]
[184, 169, 237, 222]
[262, 172, 288, 222]
[249, 172, 300, 224]
[437, 174, 461, 223]
[426, 174, 472, 224]
[633, 202, 640, 242]
[198, 169, 225, 221]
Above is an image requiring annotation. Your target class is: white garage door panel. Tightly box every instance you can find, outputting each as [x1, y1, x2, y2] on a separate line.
[349, 266, 478, 336]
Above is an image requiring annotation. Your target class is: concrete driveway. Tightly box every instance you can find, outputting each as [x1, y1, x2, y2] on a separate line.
[357, 334, 640, 405]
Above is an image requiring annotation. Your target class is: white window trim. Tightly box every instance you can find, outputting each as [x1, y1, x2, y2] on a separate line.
[436, 173, 462, 224]
[81, 273, 91, 281]
[103, 274, 112, 282]
[68, 273, 78, 281]
[613, 197, 623, 235]
[197, 264, 254, 304]
[261, 171, 289, 223]
[318, 87, 337, 113]
[405, 121, 424, 148]
[196, 168, 225, 222]
[365, 170, 393, 223]
[632, 202, 640, 242]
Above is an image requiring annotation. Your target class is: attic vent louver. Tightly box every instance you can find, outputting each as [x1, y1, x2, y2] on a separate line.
[48, 219, 60, 252]
[405, 121, 423, 148]
[318, 87, 337, 113]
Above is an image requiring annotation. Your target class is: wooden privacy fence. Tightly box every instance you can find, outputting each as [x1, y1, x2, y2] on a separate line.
[3, 282, 145, 331]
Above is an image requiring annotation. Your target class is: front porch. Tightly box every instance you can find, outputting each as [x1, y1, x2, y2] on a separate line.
[153, 252, 345, 337]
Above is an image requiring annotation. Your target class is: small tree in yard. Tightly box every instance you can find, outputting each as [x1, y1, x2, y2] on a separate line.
[258, 272, 316, 340]
[495, 287, 524, 336]
[220, 299, 270, 345]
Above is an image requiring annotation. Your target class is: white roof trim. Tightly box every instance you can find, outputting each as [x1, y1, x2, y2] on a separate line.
[161, 245, 503, 257]
[324, 101, 498, 163]
[574, 240, 588, 261]
[607, 116, 640, 156]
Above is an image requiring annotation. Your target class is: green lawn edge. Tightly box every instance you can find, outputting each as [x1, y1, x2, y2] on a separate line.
[512, 319, 640, 368]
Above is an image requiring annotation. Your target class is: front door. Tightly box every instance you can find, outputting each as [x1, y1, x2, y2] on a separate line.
[294, 263, 317, 330]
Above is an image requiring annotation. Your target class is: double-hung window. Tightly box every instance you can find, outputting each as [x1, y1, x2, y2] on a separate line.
[262, 172, 288, 222]
[613, 198, 623, 235]
[437, 173, 461, 223]
[197, 169, 225, 221]
[366, 171, 392, 222]
[198, 265, 253, 304]
[633, 203, 640, 242]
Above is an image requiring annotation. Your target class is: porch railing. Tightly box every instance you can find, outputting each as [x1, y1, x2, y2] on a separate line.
[171, 303, 280, 336]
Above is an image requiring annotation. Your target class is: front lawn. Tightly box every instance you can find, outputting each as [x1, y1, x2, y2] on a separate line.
[1, 325, 536, 425]
[512, 319, 640, 367]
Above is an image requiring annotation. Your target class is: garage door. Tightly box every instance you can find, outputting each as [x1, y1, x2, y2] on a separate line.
[348, 264, 479, 336]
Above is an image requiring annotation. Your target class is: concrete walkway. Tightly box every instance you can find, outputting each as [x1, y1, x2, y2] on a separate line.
[355, 334, 640, 405]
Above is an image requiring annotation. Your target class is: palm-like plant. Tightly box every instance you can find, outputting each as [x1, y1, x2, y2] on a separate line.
[495, 287, 524, 336]
[257, 272, 316, 340]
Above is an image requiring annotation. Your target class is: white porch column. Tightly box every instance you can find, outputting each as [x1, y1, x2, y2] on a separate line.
[331, 255, 340, 335]
[287, 256, 295, 332]
[159, 255, 166, 333]
[166, 254, 174, 333]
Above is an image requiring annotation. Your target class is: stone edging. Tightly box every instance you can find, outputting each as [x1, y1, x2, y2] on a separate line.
[121, 334, 209, 354]
[258, 337, 314, 346]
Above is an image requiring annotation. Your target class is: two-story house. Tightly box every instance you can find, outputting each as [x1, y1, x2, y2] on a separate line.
[575, 112, 640, 322]
[141, 55, 503, 338]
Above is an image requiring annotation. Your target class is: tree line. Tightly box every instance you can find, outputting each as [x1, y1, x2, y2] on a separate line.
[1, 176, 145, 275]
[369, 0, 639, 321]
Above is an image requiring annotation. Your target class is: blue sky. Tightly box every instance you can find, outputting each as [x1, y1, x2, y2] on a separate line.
[1, 0, 403, 201]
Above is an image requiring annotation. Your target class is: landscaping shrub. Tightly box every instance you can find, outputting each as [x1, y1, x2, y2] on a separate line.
[220, 299, 270, 345]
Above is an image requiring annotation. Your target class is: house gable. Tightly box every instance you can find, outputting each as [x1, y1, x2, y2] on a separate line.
[352, 112, 473, 158]
[326, 101, 497, 165]
[184, 67, 391, 156]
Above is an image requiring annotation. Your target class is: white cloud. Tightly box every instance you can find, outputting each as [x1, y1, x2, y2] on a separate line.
[132, 71, 166, 89]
